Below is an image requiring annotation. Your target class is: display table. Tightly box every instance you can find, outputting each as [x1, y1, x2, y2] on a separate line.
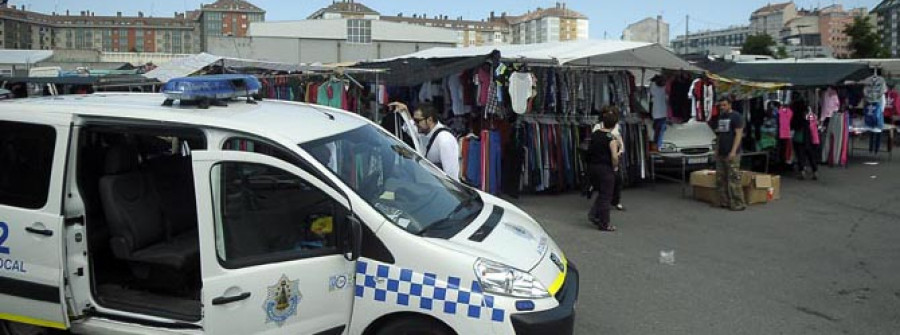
[849, 124, 895, 161]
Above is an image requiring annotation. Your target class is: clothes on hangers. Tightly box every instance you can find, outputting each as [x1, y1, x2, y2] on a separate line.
[475, 66, 492, 106]
[419, 80, 443, 103]
[820, 87, 840, 121]
[778, 106, 793, 140]
[460, 134, 482, 188]
[317, 78, 347, 109]
[509, 71, 537, 114]
[822, 110, 849, 166]
[446, 73, 469, 116]
[885, 87, 899, 120]
[689, 77, 715, 121]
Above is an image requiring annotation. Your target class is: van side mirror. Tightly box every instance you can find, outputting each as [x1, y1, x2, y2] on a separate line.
[344, 214, 363, 261]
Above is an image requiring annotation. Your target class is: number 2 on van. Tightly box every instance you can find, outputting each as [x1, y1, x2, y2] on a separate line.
[0, 222, 10, 254]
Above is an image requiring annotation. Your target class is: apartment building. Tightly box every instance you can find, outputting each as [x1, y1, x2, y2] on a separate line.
[622, 16, 669, 45]
[307, 0, 588, 46]
[671, 26, 753, 55]
[872, 0, 899, 57]
[750, 2, 798, 37]
[0, 0, 263, 54]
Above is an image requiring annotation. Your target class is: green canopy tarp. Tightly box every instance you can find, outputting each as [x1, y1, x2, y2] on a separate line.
[715, 62, 871, 87]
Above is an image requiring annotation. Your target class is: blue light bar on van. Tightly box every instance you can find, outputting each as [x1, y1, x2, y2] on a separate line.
[162, 74, 261, 102]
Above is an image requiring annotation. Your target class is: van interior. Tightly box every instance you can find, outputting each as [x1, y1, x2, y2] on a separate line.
[76, 125, 206, 322]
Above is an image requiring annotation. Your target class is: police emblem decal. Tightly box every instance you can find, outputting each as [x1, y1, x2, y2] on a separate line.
[263, 275, 302, 326]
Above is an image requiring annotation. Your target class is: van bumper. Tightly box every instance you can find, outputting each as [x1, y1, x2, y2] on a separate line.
[510, 262, 579, 335]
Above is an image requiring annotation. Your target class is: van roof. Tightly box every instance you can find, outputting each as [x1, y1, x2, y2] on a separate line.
[0, 93, 369, 144]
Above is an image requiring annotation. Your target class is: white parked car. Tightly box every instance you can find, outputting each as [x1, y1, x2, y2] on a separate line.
[654, 120, 717, 169]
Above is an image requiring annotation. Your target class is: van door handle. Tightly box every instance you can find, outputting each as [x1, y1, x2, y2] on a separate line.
[212, 292, 251, 305]
[25, 227, 53, 237]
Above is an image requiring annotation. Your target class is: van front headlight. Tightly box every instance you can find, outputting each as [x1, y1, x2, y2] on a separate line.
[474, 258, 550, 298]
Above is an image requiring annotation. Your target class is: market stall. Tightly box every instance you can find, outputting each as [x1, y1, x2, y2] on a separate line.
[353, 40, 700, 197]
[709, 60, 890, 170]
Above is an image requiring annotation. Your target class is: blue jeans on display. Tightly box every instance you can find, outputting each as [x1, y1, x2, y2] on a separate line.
[866, 102, 884, 153]
[653, 118, 667, 148]
[466, 138, 482, 188]
[489, 131, 502, 194]
[870, 132, 883, 154]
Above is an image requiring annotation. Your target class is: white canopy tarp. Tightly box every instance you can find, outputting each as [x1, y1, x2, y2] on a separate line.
[0, 50, 54, 65]
[377, 40, 699, 71]
[143, 53, 305, 83]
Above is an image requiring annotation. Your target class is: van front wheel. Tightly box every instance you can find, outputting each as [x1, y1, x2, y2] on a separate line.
[0, 321, 60, 335]
[374, 316, 454, 335]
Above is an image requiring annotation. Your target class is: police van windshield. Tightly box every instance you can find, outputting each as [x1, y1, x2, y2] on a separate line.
[301, 124, 482, 238]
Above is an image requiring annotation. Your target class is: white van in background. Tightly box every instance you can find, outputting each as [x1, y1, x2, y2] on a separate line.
[27, 67, 62, 78]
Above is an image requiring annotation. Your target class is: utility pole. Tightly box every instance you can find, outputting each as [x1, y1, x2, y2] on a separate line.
[656, 14, 661, 44]
[685, 15, 690, 54]
[796, 24, 809, 59]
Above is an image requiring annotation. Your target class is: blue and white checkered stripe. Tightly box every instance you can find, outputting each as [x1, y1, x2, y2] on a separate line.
[355, 260, 506, 322]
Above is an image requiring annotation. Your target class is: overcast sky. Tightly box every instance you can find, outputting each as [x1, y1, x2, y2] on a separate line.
[19, 0, 882, 39]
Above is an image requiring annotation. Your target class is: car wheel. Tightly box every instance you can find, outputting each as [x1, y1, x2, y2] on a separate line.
[374, 317, 454, 335]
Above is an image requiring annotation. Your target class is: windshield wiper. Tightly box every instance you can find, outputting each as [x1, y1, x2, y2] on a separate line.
[418, 195, 478, 237]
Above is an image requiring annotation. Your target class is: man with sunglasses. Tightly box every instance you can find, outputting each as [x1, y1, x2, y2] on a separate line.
[413, 105, 460, 181]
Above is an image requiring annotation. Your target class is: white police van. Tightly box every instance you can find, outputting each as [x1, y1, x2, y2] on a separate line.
[0, 75, 577, 335]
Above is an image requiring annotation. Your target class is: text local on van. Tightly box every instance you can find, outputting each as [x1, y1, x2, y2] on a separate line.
[0, 221, 27, 273]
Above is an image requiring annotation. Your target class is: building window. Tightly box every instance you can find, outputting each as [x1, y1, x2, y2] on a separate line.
[347, 19, 371, 44]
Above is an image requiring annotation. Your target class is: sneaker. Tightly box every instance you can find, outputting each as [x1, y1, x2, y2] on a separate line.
[614, 204, 625, 211]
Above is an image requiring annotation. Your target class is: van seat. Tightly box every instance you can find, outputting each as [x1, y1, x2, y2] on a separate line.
[98, 145, 198, 277]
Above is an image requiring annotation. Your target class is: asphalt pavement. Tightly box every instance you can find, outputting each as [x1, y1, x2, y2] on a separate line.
[511, 158, 900, 335]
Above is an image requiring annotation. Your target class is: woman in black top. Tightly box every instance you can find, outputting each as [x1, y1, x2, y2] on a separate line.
[790, 98, 818, 180]
[588, 109, 621, 231]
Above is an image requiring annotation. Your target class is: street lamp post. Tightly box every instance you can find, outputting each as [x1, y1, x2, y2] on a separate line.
[796, 24, 810, 59]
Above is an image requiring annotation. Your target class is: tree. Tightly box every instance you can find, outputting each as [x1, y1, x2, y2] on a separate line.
[741, 34, 776, 56]
[844, 16, 888, 58]
[776, 46, 789, 59]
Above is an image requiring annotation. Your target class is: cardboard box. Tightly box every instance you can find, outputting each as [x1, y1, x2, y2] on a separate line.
[690, 170, 717, 188]
[690, 170, 718, 204]
[743, 174, 782, 205]
[692, 170, 778, 205]
[690, 169, 754, 188]
[693, 186, 719, 204]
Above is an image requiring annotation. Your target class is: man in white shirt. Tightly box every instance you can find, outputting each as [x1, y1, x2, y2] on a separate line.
[649, 76, 668, 150]
[413, 105, 460, 181]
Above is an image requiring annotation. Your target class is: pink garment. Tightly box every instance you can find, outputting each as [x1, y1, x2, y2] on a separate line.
[840, 112, 849, 165]
[476, 68, 491, 106]
[885, 89, 899, 118]
[778, 107, 793, 139]
[820, 88, 840, 121]
[807, 112, 820, 145]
